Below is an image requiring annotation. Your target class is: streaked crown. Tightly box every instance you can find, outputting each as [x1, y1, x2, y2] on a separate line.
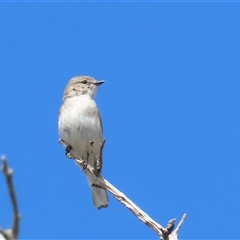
[63, 76, 104, 101]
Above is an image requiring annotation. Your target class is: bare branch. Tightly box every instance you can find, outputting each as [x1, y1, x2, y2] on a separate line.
[1, 155, 21, 240]
[59, 139, 187, 239]
[168, 214, 187, 240]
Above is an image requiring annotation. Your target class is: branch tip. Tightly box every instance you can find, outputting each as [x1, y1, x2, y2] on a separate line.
[173, 213, 187, 235]
[1, 155, 20, 239]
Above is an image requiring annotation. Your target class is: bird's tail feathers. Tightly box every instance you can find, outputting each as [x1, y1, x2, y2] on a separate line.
[86, 172, 109, 209]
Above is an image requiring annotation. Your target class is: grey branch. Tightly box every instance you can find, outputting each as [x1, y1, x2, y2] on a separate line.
[1, 155, 21, 240]
[59, 139, 187, 240]
[169, 214, 187, 240]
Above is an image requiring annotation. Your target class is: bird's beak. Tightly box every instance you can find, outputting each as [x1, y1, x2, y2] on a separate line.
[95, 80, 105, 86]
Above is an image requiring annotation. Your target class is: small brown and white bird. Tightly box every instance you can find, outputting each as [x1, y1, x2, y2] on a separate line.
[58, 76, 108, 209]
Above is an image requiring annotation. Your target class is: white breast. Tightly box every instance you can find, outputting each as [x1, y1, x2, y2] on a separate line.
[58, 95, 103, 163]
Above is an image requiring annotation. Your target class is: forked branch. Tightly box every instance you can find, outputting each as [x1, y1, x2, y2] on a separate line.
[0, 155, 21, 240]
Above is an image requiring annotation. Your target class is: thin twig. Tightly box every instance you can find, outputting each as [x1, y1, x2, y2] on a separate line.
[1, 155, 21, 240]
[170, 214, 187, 238]
[59, 139, 187, 239]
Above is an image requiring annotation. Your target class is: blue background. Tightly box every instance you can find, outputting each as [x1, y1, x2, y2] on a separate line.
[0, 2, 239, 239]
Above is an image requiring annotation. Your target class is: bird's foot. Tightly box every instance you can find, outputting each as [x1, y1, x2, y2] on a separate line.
[65, 145, 73, 159]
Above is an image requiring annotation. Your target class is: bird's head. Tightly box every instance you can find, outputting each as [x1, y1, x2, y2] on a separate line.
[63, 76, 104, 101]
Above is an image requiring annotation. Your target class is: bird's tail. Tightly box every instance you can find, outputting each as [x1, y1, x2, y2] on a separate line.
[86, 172, 109, 209]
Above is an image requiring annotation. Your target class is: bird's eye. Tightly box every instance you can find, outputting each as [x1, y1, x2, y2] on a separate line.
[82, 80, 87, 84]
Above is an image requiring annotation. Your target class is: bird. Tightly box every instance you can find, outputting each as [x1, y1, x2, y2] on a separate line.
[58, 76, 108, 209]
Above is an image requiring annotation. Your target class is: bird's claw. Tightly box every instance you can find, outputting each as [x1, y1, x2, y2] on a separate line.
[65, 145, 73, 158]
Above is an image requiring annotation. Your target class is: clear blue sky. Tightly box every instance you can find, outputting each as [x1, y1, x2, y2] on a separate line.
[0, 2, 239, 239]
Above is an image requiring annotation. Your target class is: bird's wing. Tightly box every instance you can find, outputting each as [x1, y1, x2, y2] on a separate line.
[98, 110, 103, 134]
